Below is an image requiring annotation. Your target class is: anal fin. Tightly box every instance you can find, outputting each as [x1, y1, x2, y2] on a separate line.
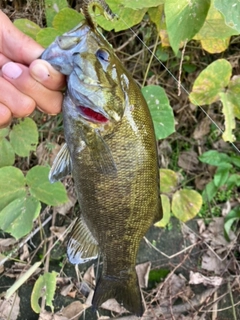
[67, 216, 98, 265]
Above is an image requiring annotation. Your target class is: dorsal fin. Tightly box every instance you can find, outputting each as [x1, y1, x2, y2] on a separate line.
[67, 216, 98, 264]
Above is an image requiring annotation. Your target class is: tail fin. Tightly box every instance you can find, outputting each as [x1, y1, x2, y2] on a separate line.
[92, 272, 143, 316]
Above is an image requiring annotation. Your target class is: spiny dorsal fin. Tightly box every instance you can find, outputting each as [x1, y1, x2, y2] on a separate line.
[67, 216, 98, 265]
[49, 143, 72, 183]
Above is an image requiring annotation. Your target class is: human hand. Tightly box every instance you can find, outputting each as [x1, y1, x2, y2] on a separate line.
[0, 10, 65, 128]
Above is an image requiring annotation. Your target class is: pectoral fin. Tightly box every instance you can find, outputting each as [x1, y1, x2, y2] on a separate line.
[87, 130, 117, 174]
[67, 216, 98, 265]
[49, 143, 72, 183]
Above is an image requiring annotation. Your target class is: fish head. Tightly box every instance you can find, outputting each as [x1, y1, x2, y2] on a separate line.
[42, 23, 130, 127]
[66, 26, 130, 126]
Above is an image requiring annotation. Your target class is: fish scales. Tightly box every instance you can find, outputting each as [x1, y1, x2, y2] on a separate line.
[41, 3, 162, 316]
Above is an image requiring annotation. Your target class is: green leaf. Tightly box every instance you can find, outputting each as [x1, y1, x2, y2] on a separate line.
[26, 166, 68, 206]
[0, 138, 15, 167]
[202, 180, 218, 202]
[214, 164, 232, 188]
[31, 271, 58, 313]
[189, 59, 232, 105]
[52, 8, 84, 34]
[36, 27, 61, 48]
[45, 0, 69, 27]
[219, 92, 236, 142]
[14, 19, 41, 40]
[199, 150, 231, 166]
[142, 85, 175, 139]
[172, 189, 202, 222]
[120, 0, 164, 9]
[228, 155, 240, 168]
[0, 167, 26, 212]
[9, 118, 38, 157]
[148, 268, 170, 288]
[214, 0, 240, 33]
[226, 174, 240, 190]
[165, 0, 210, 54]
[96, 0, 147, 31]
[160, 169, 178, 193]
[0, 196, 41, 239]
[0, 128, 10, 138]
[224, 207, 240, 241]
[154, 195, 171, 227]
[227, 76, 240, 120]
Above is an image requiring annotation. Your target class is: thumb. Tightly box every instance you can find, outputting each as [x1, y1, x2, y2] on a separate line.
[29, 59, 66, 91]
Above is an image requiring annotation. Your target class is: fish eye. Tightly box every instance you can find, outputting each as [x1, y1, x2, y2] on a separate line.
[96, 49, 110, 62]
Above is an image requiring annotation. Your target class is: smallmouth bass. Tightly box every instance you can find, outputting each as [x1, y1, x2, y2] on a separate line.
[41, 1, 162, 316]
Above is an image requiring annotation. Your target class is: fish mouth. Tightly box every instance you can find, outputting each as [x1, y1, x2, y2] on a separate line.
[77, 105, 109, 124]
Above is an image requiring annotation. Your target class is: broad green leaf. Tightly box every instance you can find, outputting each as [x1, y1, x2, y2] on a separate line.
[194, 3, 238, 41]
[160, 169, 178, 193]
[219, 92, 236, 142]
[214, 164, 232, 187]
[36, 28, 61, 47]
[9, 118, 38, 157]
[53, 8, 84, 33]
[172, 189, 202, 222]
[0, 167, 26, 212]
[189, 59, 232, 105]
[214, 0, 240, 33]
[120, 0, 164, 9]
[227, 76, 240, 120]
[154, 195, 171, 227]
[31, 271, 57, 313]
[202, 180, 218, 202]
[200, 37, 230, 54]
[26, 166, 68, 206]
[0, 196, 40, 239]
[45, 0, 69, 27]
[0, 128, 9, 138]
[142, 85, 175, 139]
[0, 138, 15, 167]
[96, 0, 147, 31]
[148, 5, 164, 31]
[226, 174, 240, 190]
[224, 208, 240, 241]
[229, 155, 240, 168]
[199, 150, 231, 166]
[14, 19, 41, 40]
[165, 0, 210, 54]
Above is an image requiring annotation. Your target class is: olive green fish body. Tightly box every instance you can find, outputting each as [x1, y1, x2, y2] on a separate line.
[42, 19, 162, 317]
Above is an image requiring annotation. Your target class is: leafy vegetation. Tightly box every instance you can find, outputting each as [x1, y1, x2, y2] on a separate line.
[0, 0, 240, 318]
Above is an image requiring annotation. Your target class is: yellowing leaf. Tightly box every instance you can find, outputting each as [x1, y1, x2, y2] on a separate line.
[172, 189, 202, 222]
[219, 92, 236, 142]
[148, 5, 164, 32]
[154, 195, 171, 227]
[160, 169, 178, 193]
[228, 76, 240, 119]
[194, 3, 238, 40]
[189, 59, 232, 105]
[200, 37, 230, 53]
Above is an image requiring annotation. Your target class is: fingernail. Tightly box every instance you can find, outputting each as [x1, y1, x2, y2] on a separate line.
[2, 62, 23, 79]
[31, 63, 50, 82]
